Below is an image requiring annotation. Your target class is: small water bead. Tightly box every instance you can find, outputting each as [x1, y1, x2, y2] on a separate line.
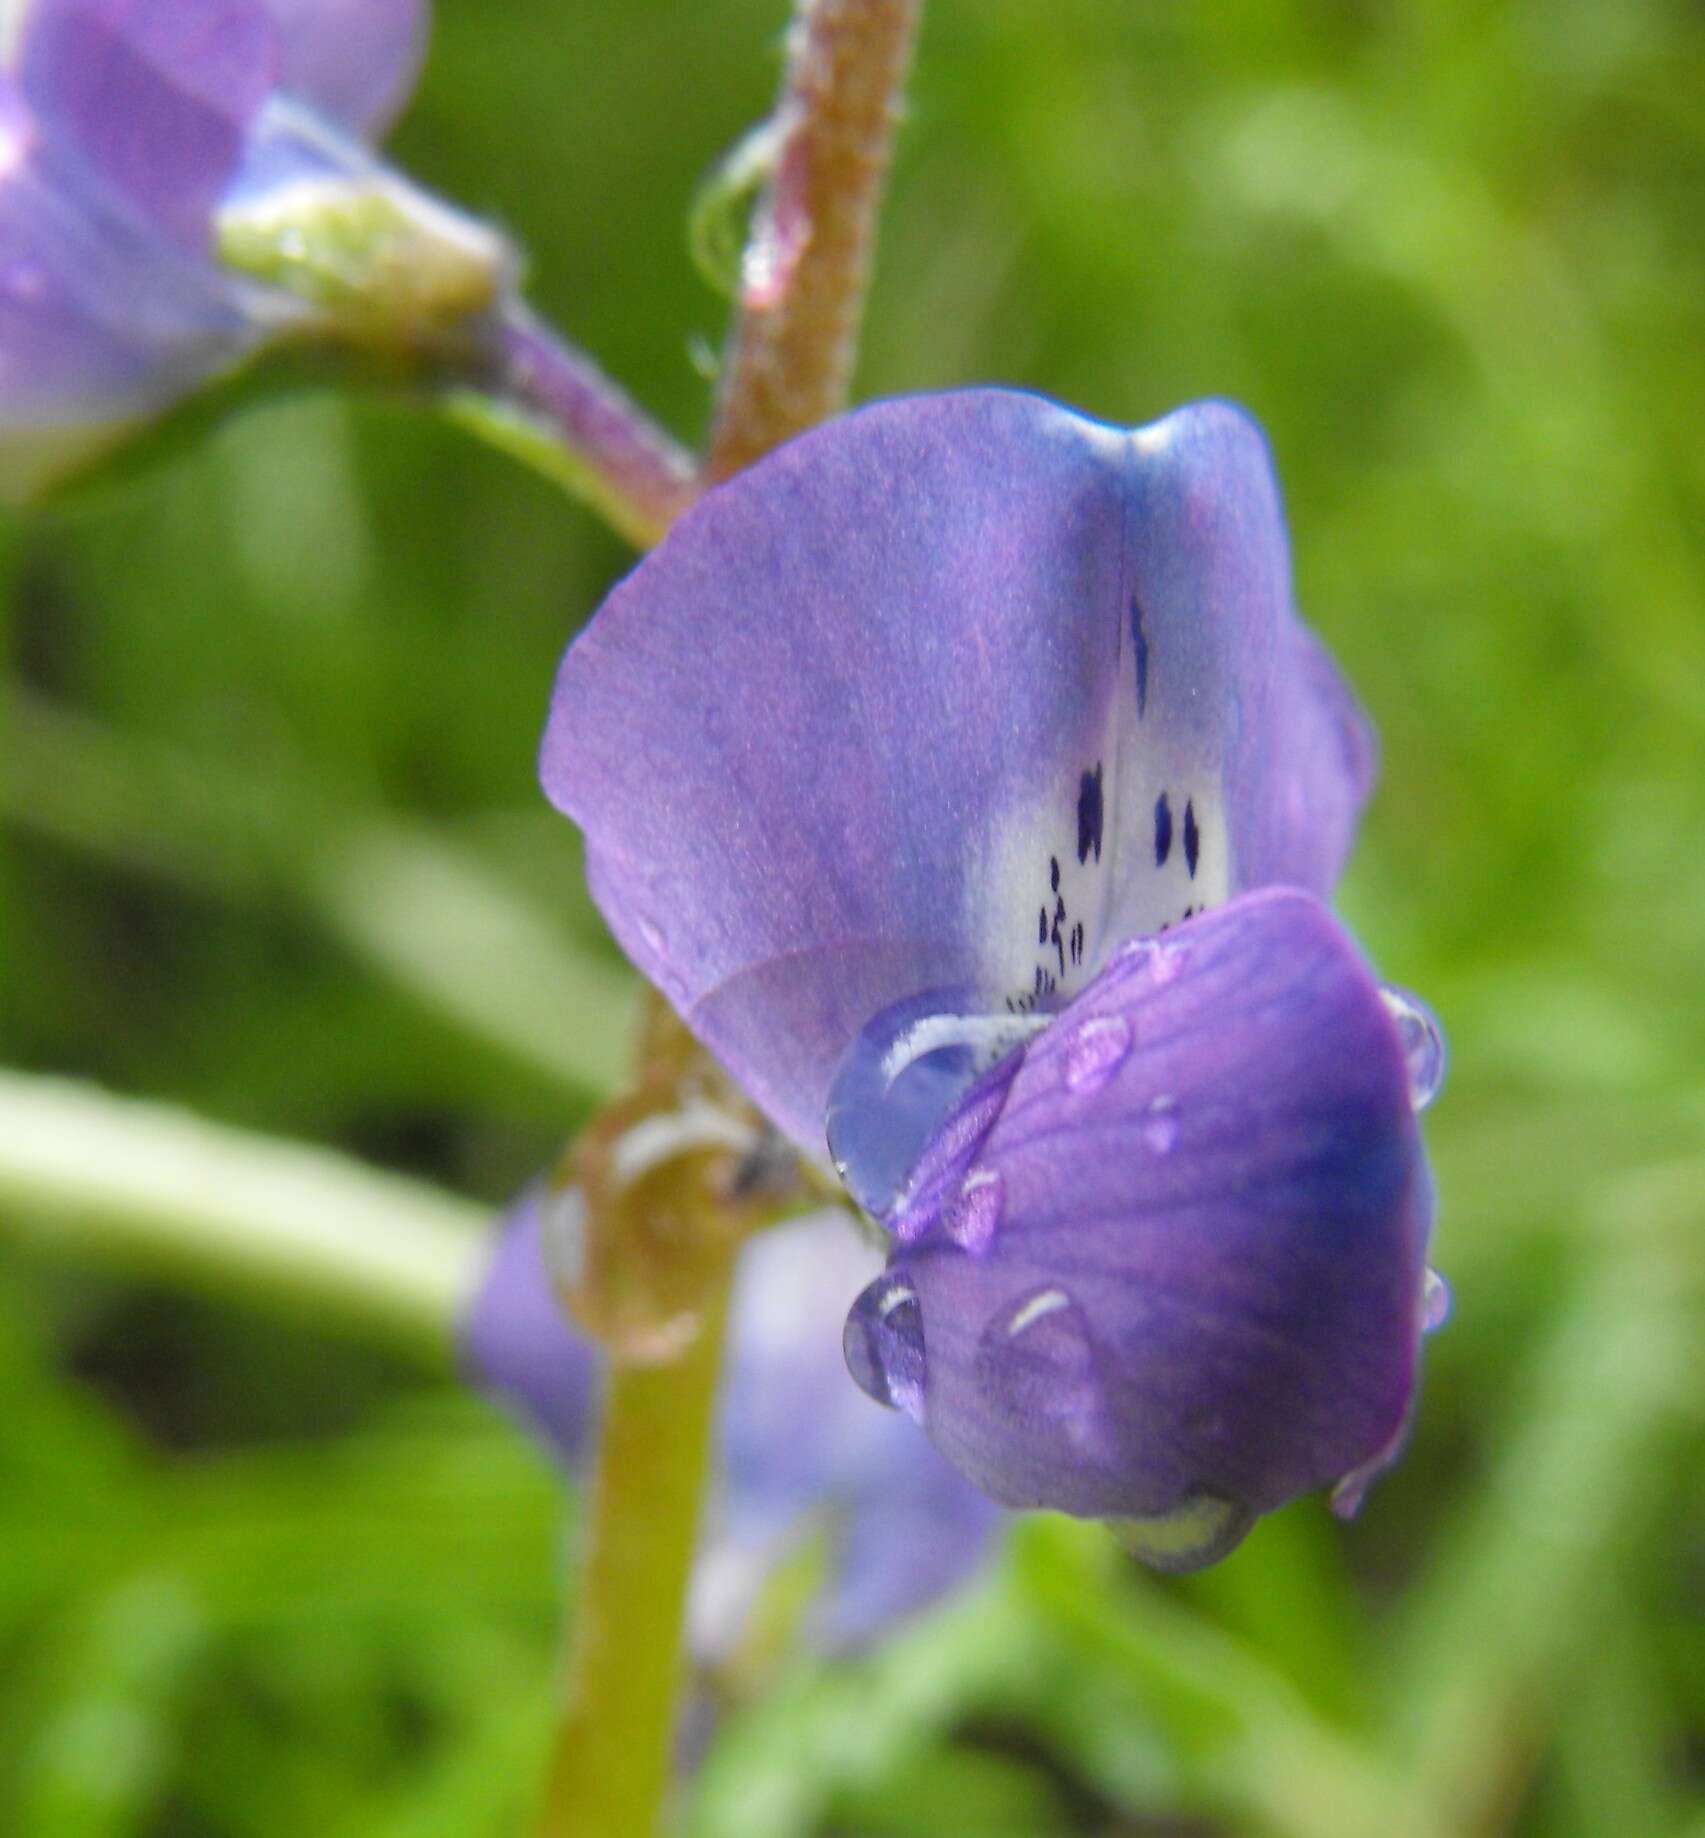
[1109, 935, 1185, 986]
[1378, 983, 1446, 1112]
[1141, 1094, 1178, 1156]
[1421, 1265, 1451, 1334]
[942, 1168, 1003, 1255]
[1328, 1414, 1408, 1521]
[1062, 1014, 1132, 1094]
[827, 989, 1047, 1218]
[1148, 940, 1184, 986]
[843, 1273, 927, 1420]
[1328, 1467, 1372, 1521]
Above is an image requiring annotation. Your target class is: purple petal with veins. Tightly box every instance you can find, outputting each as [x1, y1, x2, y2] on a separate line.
[543, 389, 1373, 1154]
[14, 0, 279, 247]
[0, 95, 257, 488]
[841, 889, 1433, 1563]
[0, 0, 446, 491]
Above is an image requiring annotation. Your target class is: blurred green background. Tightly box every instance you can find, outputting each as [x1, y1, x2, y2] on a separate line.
[3, 0, 1703, 1832]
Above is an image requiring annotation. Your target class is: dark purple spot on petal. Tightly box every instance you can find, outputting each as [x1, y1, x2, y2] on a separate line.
[1183, 800, 1200, 879]
[1154, 793, 1172, 867]
[1076, 763, 1104, 864]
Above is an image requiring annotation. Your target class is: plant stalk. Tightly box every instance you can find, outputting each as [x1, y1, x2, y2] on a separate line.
[443, 303, 698, 548]
[0, 1070, 483, 1365]
[534, 7, 923, 1830]
[536, 1271, 734, 1837]
[705, 0, 922, 481]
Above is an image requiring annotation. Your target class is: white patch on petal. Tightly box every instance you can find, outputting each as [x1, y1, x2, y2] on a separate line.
[964, 730, 1114, 1011]
[964, 696, 1230, 1012]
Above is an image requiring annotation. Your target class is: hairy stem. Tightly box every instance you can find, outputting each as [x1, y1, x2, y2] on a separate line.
[705, 0, 922, 480]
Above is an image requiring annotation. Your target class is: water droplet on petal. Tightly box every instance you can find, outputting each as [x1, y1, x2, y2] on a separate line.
[1379, 983, 1446, 1112]
[843, 1273, 927, 1421]
[827, 990, 1046, 1218]
[1142, 1094, 1178, 1156]
[1421, 1265, 1451, 1334]
[1148, 940, 1185, 985]
[1062, 1014, 1132, 1093]
[637, 916, 665, 956]
[943, 1168, 1003, 1254]
[978, 1287, 1117, 1465]
[1111, 1489, 1254, 1573]
[1329, 1468, 1372, 1521]
[1330, 1411, 1411, 1521]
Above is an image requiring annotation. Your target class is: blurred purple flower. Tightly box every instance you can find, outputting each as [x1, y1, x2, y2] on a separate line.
[0, 0, 502, 495]
[540, 388, 1442, 1566]
[463, 1191, 997, 1660]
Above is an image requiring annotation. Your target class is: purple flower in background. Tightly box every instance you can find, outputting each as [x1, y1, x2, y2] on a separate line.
[0, 0, 506, 495]
[541, 388, 1444, 1567]
[463, 1191, 997, 1660]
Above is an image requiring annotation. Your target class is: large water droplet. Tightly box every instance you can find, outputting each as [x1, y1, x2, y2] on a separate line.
[1111, 1489, 1254, 1573]
[843, 1273, 927, 1420]
[943, 1168, 1003, 1254]
[1421, 1265, 1451, 1334]
[978, 1287, 1116, 1464]
[826, 989, 1046, 1218]
[1062, 1014, 1132, 1094]
[1379, 983, 1446, 1112]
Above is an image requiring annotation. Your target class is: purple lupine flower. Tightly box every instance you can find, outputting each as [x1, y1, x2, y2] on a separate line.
[463, 1190, 998, 1659]
[0, 0, 502, 495]
[540, 388, 1443, 1567]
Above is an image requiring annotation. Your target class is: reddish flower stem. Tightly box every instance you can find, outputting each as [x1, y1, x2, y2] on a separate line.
[705, 0, 923, 482]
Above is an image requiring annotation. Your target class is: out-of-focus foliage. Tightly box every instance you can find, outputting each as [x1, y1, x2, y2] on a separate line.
[2, 1, 1702, 1833]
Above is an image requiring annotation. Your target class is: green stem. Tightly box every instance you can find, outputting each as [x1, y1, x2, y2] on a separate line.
[528, 9, 926, 1833]
[0, 1069, 483, 1366]
[538, 1270, 734, 1837]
